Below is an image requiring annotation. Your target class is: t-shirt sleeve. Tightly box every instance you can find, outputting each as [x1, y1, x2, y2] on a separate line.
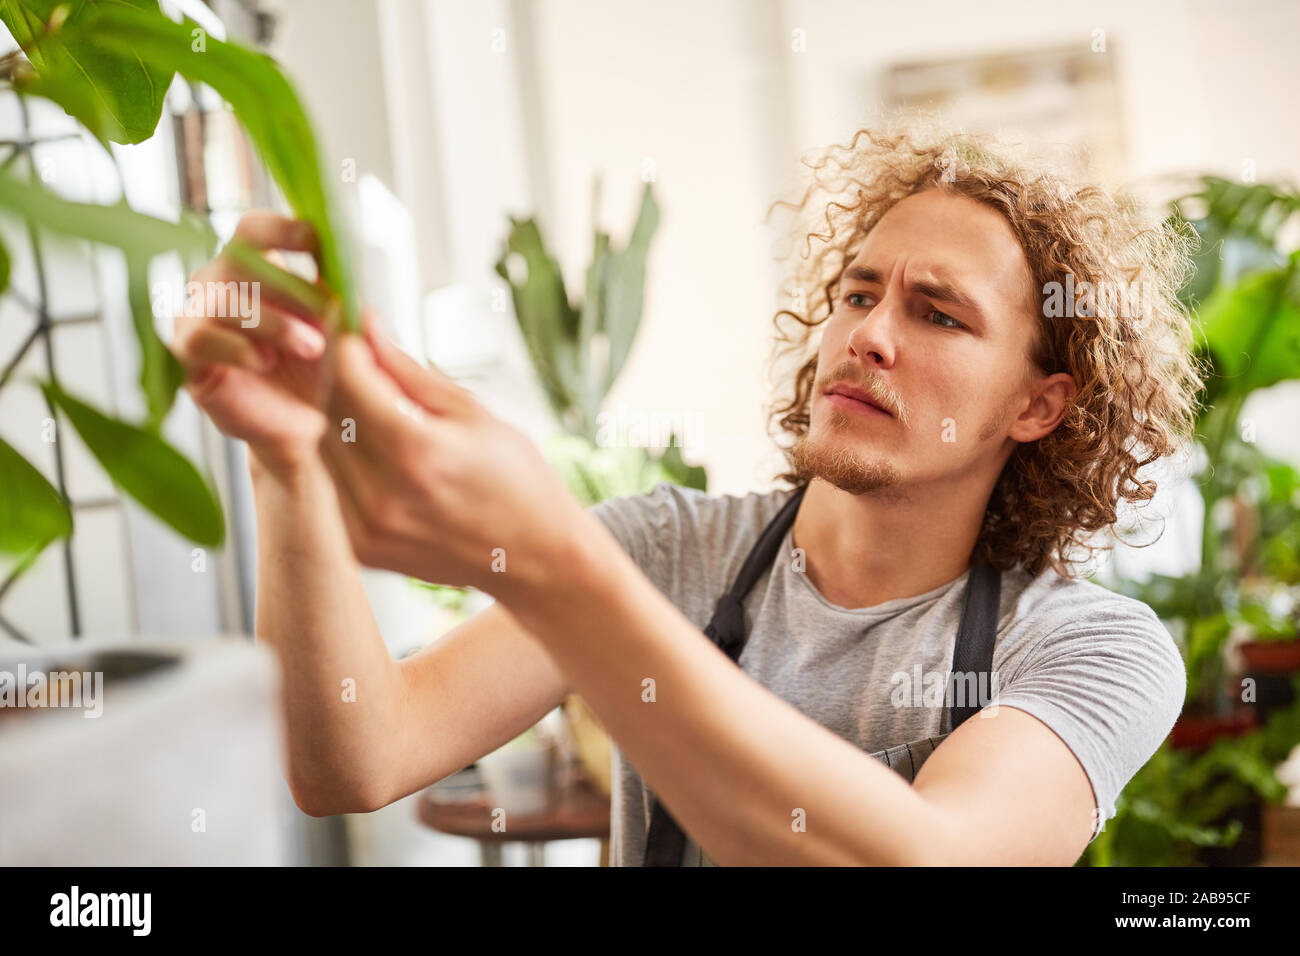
[584, 482, 683, 593]
[991, 601, 1186, 844]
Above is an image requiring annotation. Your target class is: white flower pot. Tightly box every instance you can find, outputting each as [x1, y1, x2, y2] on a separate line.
[0, 637, 286, 865]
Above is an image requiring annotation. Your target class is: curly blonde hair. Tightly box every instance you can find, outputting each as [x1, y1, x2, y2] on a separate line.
[768, 121, 1207, 577]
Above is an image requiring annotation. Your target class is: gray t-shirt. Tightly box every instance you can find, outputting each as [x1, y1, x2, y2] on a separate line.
[586, 481, 1186, 866]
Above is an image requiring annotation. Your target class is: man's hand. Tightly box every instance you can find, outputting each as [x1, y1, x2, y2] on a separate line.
[317, 313, 588, 601]
[170, 211, 334, 478]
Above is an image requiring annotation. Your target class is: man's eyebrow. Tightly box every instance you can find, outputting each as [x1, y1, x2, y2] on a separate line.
[843, 265, 983, 315]
[843, 266, 882, 284]
[911, 276, 981, 313]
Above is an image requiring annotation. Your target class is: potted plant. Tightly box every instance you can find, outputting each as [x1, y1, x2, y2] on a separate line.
[1087, 174, 1300, 865]
[0, 2, 358, 864]
[1236, 460, 1300, 677]
[492, 181, 707, 800]
[0, 2, 358, 620]
[1083, 682, 1300, 867]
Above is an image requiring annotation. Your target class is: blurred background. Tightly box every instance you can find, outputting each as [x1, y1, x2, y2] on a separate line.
[1, 0, 1298, 866]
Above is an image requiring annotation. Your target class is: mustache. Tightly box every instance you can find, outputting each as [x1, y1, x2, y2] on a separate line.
[820, 364, 908, 426]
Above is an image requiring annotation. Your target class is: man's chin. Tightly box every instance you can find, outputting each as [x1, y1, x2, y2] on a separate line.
[789, 432, 902, 495]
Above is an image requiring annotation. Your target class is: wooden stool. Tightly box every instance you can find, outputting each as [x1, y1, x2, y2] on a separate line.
[417, 763, 610, 866]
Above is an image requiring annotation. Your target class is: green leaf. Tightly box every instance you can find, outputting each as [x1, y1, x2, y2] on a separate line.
[1198, 254, 1300, 396]
[125, 251, 184, 427]
[69, 4, 360, 330]
[1, 0, 174, 145]
[601, 183, 658, 391]
[0, 234, 9, 293]
[0, 433, 72, 562]
[0, 172, 216, 425]
[655, 435, 707, 491]
[0, 171, 216, 262]
[495, 217, 581, 423]
[41, 379, 224, 546]
[1171, 177, 1298, 313]
[577, 228, 611, 435]
[0, 0, 48, 71]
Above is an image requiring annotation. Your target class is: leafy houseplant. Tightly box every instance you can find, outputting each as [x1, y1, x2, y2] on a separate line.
[1084, 675, 1300, 867]
[496, 180, 707, 492]
[1084, 175, 1300, 865]
[471, 182, 708, 800]
[0, 1, 356, 621]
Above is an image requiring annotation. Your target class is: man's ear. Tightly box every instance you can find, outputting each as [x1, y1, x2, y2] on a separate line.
[1008, 372, 1076, 442]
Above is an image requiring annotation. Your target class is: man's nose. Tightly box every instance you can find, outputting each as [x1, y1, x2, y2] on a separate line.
[846, 291, 903, 369]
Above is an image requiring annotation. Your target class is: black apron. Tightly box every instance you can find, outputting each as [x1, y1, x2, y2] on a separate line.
[641, 484, 1003, 866]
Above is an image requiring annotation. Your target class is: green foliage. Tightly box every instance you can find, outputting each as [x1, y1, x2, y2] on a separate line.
[0, 0, 173, 145]
[0, 167, 219, 561]
[495, 182, 659, 442]
[1170, 176, 1297, 314]
[545, 432, 705, 509]
[426, 183, 700, 617]
[0, 169, 217, 425]
[1157, 177, 1300, 692]
[1083, 677, 1300, 866]
[41, 380, 224, 546]
[0, 0, 359, 600]
[1095, 176, 1300, 865]
[0, 433, 72, 568]
[1196, 253, 1300, 400]
[0, 170, 215, 260]
[36, 2, 358, 331]
[493, 180, 701, 496]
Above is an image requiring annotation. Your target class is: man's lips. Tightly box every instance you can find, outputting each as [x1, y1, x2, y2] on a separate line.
[825, 384, 893, 417]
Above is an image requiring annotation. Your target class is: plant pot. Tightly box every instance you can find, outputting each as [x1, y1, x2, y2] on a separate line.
[564, 693, 612, 798]
[0, 637, 286, 865]
[476, 738, 562, 816]
[1195, 797, 1264, 866]
[1168, 707, 1259, 749]
[1243, 670, 1298, 724]
[1240, 638, 1300, 674]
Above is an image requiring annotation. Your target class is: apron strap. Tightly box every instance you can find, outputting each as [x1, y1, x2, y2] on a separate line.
[641, 484, 1001, 865]
[642, 486, 807, 866]
[703, 485, 809, 662]
[945, 558, 1002, 734]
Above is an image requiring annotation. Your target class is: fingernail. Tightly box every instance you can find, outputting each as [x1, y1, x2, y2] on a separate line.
[293, 324, 326, 359]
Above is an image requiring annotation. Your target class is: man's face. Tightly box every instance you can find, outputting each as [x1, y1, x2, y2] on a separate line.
[791, 188, 1041, 496]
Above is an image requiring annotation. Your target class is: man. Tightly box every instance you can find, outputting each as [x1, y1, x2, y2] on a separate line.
[171, 123, 1201, 866]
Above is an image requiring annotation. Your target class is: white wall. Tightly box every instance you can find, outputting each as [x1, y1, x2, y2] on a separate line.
[238, 0, 1300, 866]
[271, 2, 1300, 565]
[524, 0, 1300, 497]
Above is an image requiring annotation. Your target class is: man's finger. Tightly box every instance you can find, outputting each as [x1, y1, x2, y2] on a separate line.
[321, 333, 443, 455]
[361, 310, 475, 417]
[208, 302, 326, 361]
[173, 323, 269, 376]
[231, 210, 319, 255]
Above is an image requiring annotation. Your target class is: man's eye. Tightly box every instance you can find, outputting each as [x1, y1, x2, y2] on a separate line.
[846, 292, 873, 308]
[929, 309, 963, 329]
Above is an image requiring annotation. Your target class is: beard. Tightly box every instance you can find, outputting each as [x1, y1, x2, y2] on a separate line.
[788, 407, 904, 495]
[788, 392, 1018, 497]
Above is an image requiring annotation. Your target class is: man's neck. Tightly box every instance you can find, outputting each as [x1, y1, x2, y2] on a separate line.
[790, 475, 994, 610]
